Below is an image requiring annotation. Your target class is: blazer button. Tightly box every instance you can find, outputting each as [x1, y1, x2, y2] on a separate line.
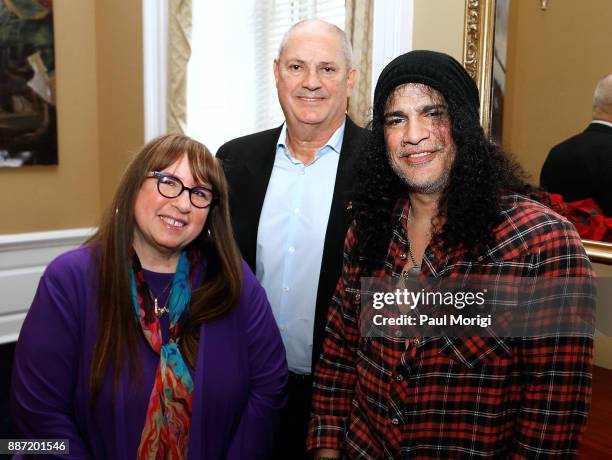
[395, 374, 404, 382]
[400, 253, 407, 260]
[391, 418, 400, 425]
[355, 293, 361, 301]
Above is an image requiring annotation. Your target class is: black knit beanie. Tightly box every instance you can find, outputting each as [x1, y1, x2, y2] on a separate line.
[373, 50, 480, 122]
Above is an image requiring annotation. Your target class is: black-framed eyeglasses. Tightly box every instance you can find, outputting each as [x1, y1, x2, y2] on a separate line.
[145, 172, 217, 209]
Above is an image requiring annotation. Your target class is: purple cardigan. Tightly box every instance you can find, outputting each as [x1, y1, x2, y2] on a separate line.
[11, 246, 288, 459]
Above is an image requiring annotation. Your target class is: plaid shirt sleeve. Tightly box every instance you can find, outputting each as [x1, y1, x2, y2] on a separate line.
[306, 223, 361, 452]
[509, 219, 594, 458]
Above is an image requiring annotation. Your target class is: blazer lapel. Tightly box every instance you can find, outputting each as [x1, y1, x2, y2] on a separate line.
[232, 126, 281, 269]
[334, 117, 364, 219]
[245, 129, 280, 179]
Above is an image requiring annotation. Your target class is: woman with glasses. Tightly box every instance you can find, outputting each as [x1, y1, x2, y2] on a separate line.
[11, 134, 288, 459]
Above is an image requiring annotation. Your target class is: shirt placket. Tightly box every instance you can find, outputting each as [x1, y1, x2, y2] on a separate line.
[385, 217, 439, 454]
[277, 160, 307, 331]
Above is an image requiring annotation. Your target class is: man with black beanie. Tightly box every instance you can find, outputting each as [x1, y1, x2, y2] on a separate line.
[307, 50, 594, 459]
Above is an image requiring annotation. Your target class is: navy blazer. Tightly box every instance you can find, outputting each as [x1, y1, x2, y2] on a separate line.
[217, 117, 367, 368]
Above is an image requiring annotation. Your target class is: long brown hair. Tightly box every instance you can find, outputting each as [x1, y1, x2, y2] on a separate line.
[87, 134, 243, 406]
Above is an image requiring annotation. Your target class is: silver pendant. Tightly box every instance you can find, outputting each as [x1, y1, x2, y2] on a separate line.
[153, 298, 169, 317]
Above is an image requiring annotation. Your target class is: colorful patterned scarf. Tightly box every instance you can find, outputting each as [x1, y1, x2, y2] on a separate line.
[130, 251, 195, 459]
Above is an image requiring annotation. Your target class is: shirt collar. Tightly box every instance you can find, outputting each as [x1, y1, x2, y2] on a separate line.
[394, 196, 411, 228]
[591, 119, 612, 129]
[276, 117, 346, 158]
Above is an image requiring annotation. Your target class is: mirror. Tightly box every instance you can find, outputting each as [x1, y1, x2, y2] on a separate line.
[462, 0, 612, 265]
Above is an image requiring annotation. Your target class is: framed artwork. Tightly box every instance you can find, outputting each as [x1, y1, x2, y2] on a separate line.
[0, 0, 57, 167]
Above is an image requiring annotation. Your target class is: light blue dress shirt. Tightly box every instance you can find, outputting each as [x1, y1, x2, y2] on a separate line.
[256, 120, 345, 374]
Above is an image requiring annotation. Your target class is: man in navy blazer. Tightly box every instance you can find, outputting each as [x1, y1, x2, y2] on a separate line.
[217, 19, 367, 459]
[541, 74, 612, 216]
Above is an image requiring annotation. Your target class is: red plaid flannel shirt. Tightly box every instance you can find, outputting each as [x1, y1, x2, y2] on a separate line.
[307, 194, 594, 459]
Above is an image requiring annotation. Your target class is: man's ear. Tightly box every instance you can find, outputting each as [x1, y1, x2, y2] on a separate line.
[273, 59, 280, 87]
[346, 68, 358, 95]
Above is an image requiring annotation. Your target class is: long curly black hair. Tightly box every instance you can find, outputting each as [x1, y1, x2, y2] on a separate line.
[352, 88, 533, 269]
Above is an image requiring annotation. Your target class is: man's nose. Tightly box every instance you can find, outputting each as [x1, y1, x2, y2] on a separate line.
[402, 120, 429, 145]
[302, 68, 322, 90]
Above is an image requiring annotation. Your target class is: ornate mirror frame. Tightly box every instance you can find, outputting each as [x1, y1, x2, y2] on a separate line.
[461, 0, 612, 264]
[462, 0, 495, 136]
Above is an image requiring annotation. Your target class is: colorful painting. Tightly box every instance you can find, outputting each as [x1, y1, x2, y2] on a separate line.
[0, 0, 57, 167]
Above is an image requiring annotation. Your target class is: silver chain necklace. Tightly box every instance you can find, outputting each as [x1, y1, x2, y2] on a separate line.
[402, 207, 421, 278]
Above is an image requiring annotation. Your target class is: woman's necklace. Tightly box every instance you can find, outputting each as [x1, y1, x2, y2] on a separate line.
[148, 279, 173, 317]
